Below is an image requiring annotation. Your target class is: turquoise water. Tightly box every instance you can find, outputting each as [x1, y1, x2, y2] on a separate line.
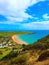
[17, 30, 49, 44]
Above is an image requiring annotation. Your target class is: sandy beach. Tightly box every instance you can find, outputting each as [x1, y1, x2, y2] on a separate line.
[12, 35, 27, 45]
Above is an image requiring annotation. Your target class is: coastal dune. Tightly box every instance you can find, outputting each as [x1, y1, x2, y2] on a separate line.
[12, 35, 27, 45]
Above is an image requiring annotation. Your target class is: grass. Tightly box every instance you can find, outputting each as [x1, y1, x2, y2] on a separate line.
[0, 48, 12, 60]
[0, 32, 49, 65]
[37, 49, 49, 61]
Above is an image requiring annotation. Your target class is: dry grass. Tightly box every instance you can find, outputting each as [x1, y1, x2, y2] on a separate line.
[0, 35, 49, 65]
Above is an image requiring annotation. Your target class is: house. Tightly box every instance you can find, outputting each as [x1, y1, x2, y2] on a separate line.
[0, 44, 3, 48]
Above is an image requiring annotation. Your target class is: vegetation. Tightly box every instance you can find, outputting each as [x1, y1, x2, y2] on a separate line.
[0, 48, 12, 60]
[37, 50, 49, 61]
[0, 32, 33, 60]
[0, 32, 49, 65]
[0, 32, 33, 37]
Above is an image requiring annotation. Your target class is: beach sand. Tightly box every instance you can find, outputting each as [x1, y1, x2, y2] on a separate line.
[12, 35, 28, 45]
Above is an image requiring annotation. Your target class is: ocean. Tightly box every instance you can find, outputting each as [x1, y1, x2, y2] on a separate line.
[17, 30, 49, 44]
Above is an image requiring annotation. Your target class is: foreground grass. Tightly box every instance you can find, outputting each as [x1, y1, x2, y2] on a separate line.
[0, 32, 49, 65]
[0, 35, 49, 65]
[0, 48, 12, 60]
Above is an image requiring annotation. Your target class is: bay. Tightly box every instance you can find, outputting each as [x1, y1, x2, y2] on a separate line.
[17, 30, 49, 44]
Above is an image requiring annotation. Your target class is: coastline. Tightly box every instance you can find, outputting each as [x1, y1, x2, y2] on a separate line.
[12, 35, 28, 45]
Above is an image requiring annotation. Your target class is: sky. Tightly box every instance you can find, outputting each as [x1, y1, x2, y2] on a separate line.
[0, 0, 49, 30]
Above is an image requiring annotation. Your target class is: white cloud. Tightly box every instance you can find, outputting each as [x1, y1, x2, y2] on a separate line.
[7, 12, 33, 22]
[21, 21, 49, 30]
[0, 21, 15, 24]
[43, 13, 49, 19]
[0, 0, 45, 22]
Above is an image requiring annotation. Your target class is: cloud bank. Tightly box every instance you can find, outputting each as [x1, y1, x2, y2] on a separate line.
[21, 20, 49, 30]
[0, 0, 45, 23]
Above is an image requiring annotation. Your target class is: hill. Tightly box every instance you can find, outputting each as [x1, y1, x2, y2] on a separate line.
[0, 35, 49, 65]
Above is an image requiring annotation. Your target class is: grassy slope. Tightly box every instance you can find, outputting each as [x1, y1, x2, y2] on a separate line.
[0, 32, 33, 60]
[0, 48, 12, 60]
[0, 35, 49, 65]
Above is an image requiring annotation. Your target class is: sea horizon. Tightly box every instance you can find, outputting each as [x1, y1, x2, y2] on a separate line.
[0, 30, 49, 32]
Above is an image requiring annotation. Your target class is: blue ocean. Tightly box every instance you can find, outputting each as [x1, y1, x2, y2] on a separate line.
[17, 30, 49, 44]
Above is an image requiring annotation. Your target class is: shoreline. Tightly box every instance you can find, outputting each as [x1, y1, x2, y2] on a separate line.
[12, 35, 28, 45]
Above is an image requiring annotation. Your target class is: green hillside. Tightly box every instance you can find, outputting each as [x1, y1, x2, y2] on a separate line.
[0, 35, 49, 65]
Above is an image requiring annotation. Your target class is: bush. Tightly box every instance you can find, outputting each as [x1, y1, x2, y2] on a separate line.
[38, 50, 49, 61]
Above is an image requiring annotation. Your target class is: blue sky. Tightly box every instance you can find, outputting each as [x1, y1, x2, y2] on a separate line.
[0, 0, 49, 30]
